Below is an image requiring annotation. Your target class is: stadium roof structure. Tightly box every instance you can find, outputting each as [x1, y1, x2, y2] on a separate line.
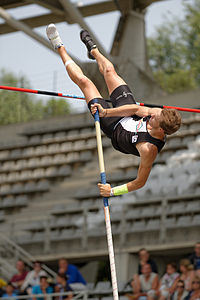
[0, 0, 165, 55]
[0, 0, 167, 100]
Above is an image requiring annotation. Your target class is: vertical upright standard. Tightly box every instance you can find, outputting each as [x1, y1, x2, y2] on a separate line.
[94, 107, 119, 300]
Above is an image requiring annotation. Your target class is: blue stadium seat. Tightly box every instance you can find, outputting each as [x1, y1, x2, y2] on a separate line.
[57, 165, 71, 176]
[60, 142, 73, 152]
[176, 216, 191, 227]
[132, 220, 146, 232]
[15, 195, 28, 206]
[37, 179, 49, 191]
[192, 214, 200, 226]
[23, 147, 35, 157]
[0, 210, 5, 222]
[29, 135, 41, 144]
[24, 181, 36, 192]
[3, 196, 15, 208]
[47, 143, 60, 154]
[45, 166, 58, 177]
[32, 231, 44, 242]
[11, 183, 24, 194]
[60, 229, 75, 239]
[146, 219, 160, 230]
[10, 149, 22, 159]
[94, 281, 111, 294]
[186, 200, 200, 212]
[80, 151, 92, 161]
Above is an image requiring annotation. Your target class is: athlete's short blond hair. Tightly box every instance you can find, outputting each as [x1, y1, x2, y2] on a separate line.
[160, 108, 182, 135]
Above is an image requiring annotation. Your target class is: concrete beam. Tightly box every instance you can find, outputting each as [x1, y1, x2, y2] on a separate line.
[0, 1, 117, 35]
[0, 0, 167, 12]
[0, 6, 53, 51]
[135, 0, 167, 10]
[33, 240, 195, 262]
[0, 0, 27, 9]
[58, 0, 108, 57]
[0, 13, 65, 35]
[29, 0, 65, 16]
[0, 6, 78, 61]
[0, 0, 115, 12]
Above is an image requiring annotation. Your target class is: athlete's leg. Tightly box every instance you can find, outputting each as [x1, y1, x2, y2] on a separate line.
[91, 48, 126, 95]
[80, 30, 126, 95]
[46, 24, 102, 104]
[57, 46, 102, 104]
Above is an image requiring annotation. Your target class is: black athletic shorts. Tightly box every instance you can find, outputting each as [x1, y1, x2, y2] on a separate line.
[88, 84, 136, 138]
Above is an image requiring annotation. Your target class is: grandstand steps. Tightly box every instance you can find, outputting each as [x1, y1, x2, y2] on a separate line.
[0, 112, 199, 266]
[3, 166, 102, 225]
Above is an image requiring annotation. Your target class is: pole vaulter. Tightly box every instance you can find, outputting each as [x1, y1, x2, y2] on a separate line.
[0, 85, 200, 114]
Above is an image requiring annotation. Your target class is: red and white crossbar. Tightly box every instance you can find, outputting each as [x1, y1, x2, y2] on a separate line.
[0, 85, 200, 113]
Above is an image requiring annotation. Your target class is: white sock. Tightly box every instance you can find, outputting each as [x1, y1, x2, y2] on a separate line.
[65, 60, 75, 68]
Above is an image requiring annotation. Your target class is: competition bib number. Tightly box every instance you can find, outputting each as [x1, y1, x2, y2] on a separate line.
[132, 135, 138, 143]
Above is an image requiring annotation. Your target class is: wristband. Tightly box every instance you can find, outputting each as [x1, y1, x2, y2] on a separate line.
[110, 188, 114, 197]
[112, 184, 129, 196]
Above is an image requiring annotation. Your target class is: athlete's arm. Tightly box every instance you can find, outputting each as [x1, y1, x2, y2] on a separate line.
[127, 144, 157, 192]
[91, 103, 161, 118]
[97, 144, 158, 197]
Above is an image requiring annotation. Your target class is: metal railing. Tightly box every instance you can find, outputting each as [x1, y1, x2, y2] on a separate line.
[0, 291, 88, 300]
[0, 233, 56, 279]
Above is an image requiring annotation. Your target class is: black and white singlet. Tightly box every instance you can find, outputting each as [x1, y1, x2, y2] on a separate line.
[111, 116, 165, 157]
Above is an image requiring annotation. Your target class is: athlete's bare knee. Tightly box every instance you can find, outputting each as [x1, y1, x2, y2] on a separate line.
[76, 75, 91, 88]
[104, 64, 116, 76]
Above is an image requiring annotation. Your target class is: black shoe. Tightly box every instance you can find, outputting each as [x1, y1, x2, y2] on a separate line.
[80, 29, 97, 60]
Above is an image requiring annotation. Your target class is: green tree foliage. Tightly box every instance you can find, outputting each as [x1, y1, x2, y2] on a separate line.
[44, 98, 70, 118]
[0, 70, 70, 125]
[147, 0, 199, 93]
[183, 0, 200, 83]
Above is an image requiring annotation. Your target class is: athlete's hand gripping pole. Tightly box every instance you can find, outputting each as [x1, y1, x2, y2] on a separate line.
[93, 100, 119, 300]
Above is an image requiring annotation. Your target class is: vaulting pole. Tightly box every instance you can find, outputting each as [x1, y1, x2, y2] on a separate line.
[93, 100, 119, 300]
[1, 85, 200, 113]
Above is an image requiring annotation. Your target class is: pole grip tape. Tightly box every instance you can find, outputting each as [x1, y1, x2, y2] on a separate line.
[103, 197, 109, 207]
[100, 172, 108, 206]
[94, 110, 100, 122]
[88, 98, 100, 122]
[100, 172, 107, 184]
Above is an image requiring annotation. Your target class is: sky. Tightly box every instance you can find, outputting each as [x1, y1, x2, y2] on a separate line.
[0, 0, 194, 112]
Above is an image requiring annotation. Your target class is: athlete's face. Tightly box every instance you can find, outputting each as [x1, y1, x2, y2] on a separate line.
[149, 109, 162, 129]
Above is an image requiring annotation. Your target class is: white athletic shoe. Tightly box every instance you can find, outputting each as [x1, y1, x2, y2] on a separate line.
[46, 24, 63, 49]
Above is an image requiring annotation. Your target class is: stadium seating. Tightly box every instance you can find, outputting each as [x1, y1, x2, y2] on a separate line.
[0, 112, 199, 265]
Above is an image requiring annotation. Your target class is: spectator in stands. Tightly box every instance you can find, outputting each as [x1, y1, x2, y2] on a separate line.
[171, 259, 195, 293]
[10, 260, 28, 292]
[21, 261, 47, 294]
[58, 258, 86, 286]
[55, 273, 73, 300]
[185, 276, 200, 300]
[0, 278, 7, 297]
[2, 282, 17, 298]
[171, 280, 188, 300]
[32, 275, 53, 300]
[158, 262, 179, 300]
[132, 263, 159, 300]
[138, 249, 158, 274]
[189, 243, 200, 275]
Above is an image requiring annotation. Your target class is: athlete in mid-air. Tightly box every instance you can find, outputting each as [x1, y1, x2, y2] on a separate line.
[46, 24, 181, 198]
